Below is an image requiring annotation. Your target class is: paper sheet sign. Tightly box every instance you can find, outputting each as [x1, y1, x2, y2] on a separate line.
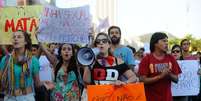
[172, 60, 200, 96]
[38, 5, 90, 44]
[87, 83, 146, 101]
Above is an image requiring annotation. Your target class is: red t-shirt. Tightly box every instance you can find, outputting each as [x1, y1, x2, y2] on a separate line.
[183, 55, 198, 60]
[138, 54, 181, 101]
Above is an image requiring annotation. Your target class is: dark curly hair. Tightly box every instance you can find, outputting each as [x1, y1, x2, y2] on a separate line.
[14, 30, 32, 51]
[54, 44, 77, 77]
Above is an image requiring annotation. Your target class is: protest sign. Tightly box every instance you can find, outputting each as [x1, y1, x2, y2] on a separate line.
[87, 83, 146, 101]
[96, 17, 109, 33]
[0, 0, 3, 7]
[172, 60, 200, 96]
[38, 5, 90, 44]
[0, 5, 43, 44]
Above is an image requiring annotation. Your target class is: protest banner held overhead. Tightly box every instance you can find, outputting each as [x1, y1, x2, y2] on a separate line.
[0, 5, 43, 44]
[38, 5, 91, 44]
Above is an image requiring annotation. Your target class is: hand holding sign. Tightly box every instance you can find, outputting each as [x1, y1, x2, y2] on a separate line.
[113, 80, 126, 87]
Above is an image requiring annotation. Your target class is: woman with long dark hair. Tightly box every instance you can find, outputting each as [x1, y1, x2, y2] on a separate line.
[171, 44, 183, 60]
[52, 44, 81, 101]
[37, 37, 83, 101]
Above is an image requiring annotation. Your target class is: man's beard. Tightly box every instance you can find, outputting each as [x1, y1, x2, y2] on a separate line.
[111, 36, 120, 45]
[183, 49, 189, 52]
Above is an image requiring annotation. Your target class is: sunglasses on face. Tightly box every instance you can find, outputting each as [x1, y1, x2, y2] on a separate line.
[95, 39, 109, 44]
[172, 50, 180, 53]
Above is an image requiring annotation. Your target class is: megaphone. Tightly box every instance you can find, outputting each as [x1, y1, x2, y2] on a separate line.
[77, 47, 100, 65]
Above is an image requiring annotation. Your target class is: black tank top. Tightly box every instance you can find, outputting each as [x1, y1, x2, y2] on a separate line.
[91, 57, 130, 85]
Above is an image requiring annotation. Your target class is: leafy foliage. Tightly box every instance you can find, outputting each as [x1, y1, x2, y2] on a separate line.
[169, 34, 201, 51]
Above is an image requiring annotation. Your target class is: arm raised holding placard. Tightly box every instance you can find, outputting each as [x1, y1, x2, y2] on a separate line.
[34, 29, 58, 68]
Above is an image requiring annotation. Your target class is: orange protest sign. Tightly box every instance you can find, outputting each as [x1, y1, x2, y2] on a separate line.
[87, 83, 146, 101]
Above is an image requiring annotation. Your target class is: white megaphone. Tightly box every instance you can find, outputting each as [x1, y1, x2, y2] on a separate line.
[77, 47, 100, 65]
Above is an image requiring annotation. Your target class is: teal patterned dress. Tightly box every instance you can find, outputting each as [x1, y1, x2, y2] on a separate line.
[51, 68, 80, 101]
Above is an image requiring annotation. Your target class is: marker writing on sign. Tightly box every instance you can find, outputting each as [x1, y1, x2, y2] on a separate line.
[5, 18, 37, 32]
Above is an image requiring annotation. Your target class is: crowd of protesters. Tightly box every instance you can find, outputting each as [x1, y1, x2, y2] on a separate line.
[0, 26, 201, 101]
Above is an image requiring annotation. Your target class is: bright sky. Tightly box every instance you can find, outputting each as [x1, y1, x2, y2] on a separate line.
[117, 0, 201, 38]
[56, 0, 201, 39]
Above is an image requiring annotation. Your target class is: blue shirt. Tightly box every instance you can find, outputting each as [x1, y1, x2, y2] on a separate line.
[113, 46, 135, 66]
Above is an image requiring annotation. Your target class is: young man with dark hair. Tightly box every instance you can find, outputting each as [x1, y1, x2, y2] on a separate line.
[180, 39, 197, 60]
[138, 32, 181, 101]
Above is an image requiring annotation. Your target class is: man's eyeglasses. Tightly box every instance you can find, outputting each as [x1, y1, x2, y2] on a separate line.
[95, 39, 108, 44]
[172, 50, 180, 53]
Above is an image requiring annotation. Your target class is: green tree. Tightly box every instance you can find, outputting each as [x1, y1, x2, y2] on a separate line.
[169, 34, 201, 51]
[169, 38, 180, 48]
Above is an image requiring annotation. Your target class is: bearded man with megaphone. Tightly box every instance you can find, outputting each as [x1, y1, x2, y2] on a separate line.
[81, 32, 138, 101]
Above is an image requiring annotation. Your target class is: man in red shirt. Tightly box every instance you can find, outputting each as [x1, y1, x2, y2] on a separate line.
[138, 32, 182, 101]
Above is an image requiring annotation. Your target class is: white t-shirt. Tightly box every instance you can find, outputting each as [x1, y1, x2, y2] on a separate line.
[134, 60, 141, 73]
[39, 55, 53, 81]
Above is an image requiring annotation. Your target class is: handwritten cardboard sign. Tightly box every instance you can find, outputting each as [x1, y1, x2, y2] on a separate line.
[172, 60, 200, 96]
[38, 5, 90, 44]
[87, 83, 146, 101]
[0, 5, 43, 44]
